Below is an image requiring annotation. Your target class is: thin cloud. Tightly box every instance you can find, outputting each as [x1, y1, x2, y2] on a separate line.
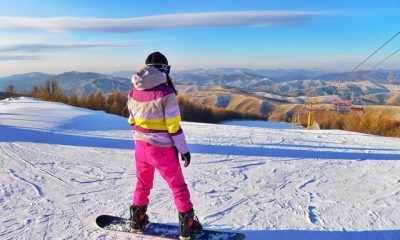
[0, 11, 321, 33]
[0, 42, 137, 53]
[0, 55, 41, 61]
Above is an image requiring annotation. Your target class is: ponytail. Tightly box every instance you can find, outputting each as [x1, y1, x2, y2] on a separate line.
[166, 75, 178, 95]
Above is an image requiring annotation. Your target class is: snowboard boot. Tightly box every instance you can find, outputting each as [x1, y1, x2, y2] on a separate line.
[129, 204, 149, 232]
[178, 209, 203, 239]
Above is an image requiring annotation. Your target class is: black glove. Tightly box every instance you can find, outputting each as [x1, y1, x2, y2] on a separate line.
[181, 152, 191, 167]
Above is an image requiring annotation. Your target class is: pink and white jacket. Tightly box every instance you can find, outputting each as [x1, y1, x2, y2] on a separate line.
[127, 65, 189, 154]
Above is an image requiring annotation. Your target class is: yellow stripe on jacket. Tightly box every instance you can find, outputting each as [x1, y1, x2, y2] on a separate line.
[128, 116, 135, 125]
[133, 115, 181, 133]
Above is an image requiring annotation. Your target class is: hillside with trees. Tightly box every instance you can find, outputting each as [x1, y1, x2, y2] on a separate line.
[28, 80, 265, 123]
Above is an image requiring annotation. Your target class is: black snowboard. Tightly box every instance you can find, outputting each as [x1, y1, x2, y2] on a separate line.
[95, 215, 245, 240]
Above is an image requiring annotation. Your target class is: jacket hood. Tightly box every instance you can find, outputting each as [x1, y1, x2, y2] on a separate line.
[132, 65, 167, 90]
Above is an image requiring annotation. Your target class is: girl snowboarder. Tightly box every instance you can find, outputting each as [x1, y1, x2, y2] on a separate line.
[127, 52, 202, 239]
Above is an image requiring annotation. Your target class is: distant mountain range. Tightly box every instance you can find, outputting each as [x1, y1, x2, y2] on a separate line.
[0, 71, 131, 96]
[173, 68, 400, 87]
[1, 69, 399, 106]
[172, 68, 400, 105]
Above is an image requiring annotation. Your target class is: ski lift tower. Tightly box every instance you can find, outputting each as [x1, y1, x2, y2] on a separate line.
[306, 98, 326, 128]
[292, 98, 326, 128]
[307, 99, 317, 128]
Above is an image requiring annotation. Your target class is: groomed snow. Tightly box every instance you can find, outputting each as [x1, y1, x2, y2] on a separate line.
[221, 120, 295, 129]
[1, 97, 400, 240]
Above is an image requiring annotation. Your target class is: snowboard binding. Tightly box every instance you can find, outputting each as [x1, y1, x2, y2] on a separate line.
[129, 204, 149, 232]
[179, 209, 203, 239]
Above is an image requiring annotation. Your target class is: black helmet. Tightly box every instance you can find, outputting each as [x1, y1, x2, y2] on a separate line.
[145, 51, 170, 75]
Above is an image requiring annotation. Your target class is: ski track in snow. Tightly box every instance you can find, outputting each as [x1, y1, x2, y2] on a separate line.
[1, 98, 400, 240]
[7, 168, 44, 197]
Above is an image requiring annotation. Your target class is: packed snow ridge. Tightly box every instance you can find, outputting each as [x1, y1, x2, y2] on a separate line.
[1, 97, 400, 240]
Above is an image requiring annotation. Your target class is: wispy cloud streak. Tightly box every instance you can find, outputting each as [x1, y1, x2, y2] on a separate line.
[0, 11, 321, 32]
[0, 42, 136, 53]
[0, 55, 40, 61]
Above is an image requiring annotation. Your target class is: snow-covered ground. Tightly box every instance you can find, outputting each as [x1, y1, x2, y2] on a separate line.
[1, 97, 400, 240]
[221, 120, 295, 129]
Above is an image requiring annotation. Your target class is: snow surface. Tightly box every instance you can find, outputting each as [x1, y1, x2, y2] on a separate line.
[1, 97, 400, 240]
[221, 120, 295, 129]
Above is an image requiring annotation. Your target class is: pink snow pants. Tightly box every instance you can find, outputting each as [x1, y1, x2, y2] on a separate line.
[133, 140, 193, 212]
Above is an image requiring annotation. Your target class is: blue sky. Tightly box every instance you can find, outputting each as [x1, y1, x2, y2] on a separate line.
[0, 0, 399, 76]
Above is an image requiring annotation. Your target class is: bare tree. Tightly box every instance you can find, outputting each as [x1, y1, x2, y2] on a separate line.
[5, 85, 15, 98]
[43, 79, 64, 102]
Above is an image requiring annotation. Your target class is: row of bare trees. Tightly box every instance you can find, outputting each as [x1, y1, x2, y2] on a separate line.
[31, 79, 128, 116]
[177, 95, 266, 123]
[2, 85, 16, 99]
[295, 110, 400, 137]
[28, 79, 266, 123]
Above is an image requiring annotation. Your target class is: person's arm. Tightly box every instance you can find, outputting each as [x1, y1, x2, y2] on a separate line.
[163, 93, 189, 156]
[128, 108, 135, 125]
[127, 90, 135, 126]
[128, 114, 135, 125]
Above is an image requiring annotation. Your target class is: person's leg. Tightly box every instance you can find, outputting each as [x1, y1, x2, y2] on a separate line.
[147, 144, 202, 238]
[133, 140, 155, 207]
[147, 144, 193, 212]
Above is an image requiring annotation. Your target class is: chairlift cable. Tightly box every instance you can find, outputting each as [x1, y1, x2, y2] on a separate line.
[371, 47, 400, 70]
[332, 31, 400, 105]
[291, 31, 400, 113]
[351, 31, 400, 72]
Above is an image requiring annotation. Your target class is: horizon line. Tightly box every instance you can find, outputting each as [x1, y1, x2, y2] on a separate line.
[1, 67, 399, 78]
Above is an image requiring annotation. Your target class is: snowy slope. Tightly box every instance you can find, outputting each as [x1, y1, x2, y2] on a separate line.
[1, 98, 400, 240]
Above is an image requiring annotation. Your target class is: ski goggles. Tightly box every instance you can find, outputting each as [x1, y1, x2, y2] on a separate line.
[146, 64, 171, 74]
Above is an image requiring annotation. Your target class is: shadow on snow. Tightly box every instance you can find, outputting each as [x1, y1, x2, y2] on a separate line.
[189, 144, 400, 160]
[0, 125, 133, 150]
[0, 125, 399, 160]
[240, 229, 400, 240]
